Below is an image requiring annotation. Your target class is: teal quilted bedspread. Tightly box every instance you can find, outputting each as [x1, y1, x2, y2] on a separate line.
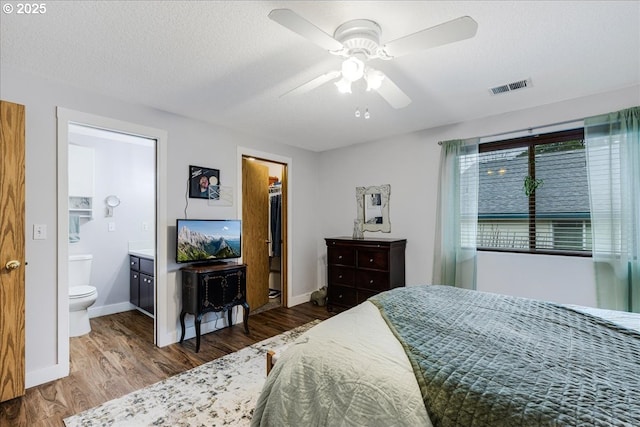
[369, 285, 640, 427]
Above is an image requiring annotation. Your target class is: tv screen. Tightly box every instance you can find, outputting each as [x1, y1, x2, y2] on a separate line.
[176, 219, 241, 263]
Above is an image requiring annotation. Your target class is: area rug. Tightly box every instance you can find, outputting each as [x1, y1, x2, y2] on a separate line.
[64, 320, 320, 427]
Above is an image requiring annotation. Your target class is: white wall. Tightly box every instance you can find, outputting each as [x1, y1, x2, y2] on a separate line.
[476, 252, 597, 305]
[1, 66, 322, 387]
[319, 85, 640, 307]
[318, 131, 439, 288]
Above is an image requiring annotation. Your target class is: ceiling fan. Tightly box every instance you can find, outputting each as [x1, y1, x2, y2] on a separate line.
[268, 9, 478, 109]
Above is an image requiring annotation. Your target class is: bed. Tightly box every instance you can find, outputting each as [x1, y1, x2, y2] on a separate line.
[251, 285, 640, 427]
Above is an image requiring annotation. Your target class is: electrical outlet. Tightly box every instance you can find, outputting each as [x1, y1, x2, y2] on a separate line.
[108, 222, 116, 232]
[33, 224, 47, 240]
[142, 221, 149, 231]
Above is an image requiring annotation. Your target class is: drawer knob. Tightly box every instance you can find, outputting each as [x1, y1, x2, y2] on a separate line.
[338, 294, 343, 299]
[338, 255, 343, 259]
[338, 274, 343, 279]
[369, 258, 374, 263]
[369, 279, 374, 284]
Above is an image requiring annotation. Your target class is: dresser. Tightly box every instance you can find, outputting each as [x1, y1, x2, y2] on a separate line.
[179, 263, 249, 352]
[325, 237, 406, 311]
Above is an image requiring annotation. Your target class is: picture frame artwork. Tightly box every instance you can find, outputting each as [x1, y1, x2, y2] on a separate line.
[189, 165, 220, 199]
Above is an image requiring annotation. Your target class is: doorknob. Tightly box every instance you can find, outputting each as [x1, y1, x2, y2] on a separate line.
[5, 260, 21, 270]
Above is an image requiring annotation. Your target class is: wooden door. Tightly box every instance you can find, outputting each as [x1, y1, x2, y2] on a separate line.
[242, 158, 270, 312]
[0, 100, 26, 402]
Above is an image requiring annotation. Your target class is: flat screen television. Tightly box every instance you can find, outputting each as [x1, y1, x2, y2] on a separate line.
[176, 219, 241, 264]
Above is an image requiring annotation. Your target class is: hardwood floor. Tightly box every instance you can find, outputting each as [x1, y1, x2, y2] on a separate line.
[0, 303, 332, 427]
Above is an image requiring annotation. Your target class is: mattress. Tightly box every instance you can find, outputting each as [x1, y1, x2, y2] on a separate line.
[251, 286, 640, 427]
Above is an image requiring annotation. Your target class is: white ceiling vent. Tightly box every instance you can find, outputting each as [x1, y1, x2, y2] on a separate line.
[489, 78, 532, 95]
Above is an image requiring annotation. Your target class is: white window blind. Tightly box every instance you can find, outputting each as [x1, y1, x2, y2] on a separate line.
[585, 128, 623, 256]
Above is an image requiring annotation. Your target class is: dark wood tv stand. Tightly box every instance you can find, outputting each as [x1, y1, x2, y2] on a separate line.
[179, 262, 249, 352]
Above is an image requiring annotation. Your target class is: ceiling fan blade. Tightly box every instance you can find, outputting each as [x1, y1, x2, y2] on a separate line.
[375, 74, 412, 109]
[383, 16, 478, 58]
[281, 70, 342, 97]
[269, 9, 344, 52]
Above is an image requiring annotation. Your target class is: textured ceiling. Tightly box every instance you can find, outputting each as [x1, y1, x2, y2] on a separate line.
[1, 1, 639, 151]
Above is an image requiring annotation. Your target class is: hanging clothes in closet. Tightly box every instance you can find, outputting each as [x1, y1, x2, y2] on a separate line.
[269, 184, 282, 257]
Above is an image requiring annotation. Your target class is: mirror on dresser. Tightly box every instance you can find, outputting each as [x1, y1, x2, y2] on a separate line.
[356, 184, 391, 233]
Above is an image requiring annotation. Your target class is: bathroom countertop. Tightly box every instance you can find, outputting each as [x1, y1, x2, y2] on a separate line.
[129, 249, 155, 260]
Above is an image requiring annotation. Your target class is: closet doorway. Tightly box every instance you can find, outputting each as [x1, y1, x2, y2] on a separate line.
[241, 154, 288, 314]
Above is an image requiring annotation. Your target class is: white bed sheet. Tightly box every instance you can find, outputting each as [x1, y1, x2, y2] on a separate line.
[564, 304, 640, 332]
[252, 300, 432, 427]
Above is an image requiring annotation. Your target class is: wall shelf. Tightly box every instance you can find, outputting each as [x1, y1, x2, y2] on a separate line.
[69, 196, 93, 219]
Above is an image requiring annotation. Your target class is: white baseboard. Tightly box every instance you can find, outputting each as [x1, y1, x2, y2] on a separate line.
[159, 295, 313, 347]
[287, 292, 312, 307]
[29, 295, 313, 387]
[88, 301, 136, 318]
[162, 310, 239, 345]
[26, 362, 69, 389]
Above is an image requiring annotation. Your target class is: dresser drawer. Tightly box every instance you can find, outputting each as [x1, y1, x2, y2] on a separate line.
[356, 269, 390, 291]
[357, 249, 389, 271]
[328, 285, 357, 308]
[130, 255, 140, 271]
[329, 266, 355, 286]
[328, 247, 355, 266]
[139, 257, 154, 275]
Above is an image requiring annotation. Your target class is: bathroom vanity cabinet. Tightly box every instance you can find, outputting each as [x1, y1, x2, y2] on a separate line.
[129, 254, 154, 317]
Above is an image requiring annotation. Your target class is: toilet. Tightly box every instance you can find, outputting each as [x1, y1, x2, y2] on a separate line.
[69, 254, 98, 337]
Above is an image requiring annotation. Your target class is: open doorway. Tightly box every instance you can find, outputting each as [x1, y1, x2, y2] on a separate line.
[56, 108, 168, 376]
[239, 149, 290, 314]
[67, 124, 156, 334]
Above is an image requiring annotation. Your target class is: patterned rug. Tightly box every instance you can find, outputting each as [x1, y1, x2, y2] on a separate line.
[64, 320, 320, 427]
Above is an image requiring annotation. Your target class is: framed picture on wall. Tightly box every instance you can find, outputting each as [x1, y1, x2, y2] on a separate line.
[189, 165, 220, 199]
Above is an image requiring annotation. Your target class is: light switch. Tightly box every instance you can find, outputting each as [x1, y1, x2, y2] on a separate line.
[33, 224, 47, 240]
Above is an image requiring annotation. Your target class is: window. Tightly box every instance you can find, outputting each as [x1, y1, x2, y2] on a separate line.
[475, 129, 591, 256]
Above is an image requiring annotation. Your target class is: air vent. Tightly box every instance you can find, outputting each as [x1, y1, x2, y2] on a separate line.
[489, 78, 532, 95]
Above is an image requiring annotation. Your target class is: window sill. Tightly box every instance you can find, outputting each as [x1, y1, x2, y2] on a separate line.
[477, 247, 592, 258]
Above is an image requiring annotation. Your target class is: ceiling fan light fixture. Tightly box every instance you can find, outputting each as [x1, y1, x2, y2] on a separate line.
[335, 77, 352, 93]
[270, 9, 477, 108]
[365, 68, 385, 91]
[341, 56, 364, 82]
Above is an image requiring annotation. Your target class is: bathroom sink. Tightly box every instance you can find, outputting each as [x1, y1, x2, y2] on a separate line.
[128, 249, 155, 259]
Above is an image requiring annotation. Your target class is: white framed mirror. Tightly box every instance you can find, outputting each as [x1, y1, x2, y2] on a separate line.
[356, 184, 391, 233]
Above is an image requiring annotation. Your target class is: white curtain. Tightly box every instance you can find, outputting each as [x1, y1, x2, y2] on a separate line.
[585, 106, 640, 312]
[432, 138, 480, 289]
